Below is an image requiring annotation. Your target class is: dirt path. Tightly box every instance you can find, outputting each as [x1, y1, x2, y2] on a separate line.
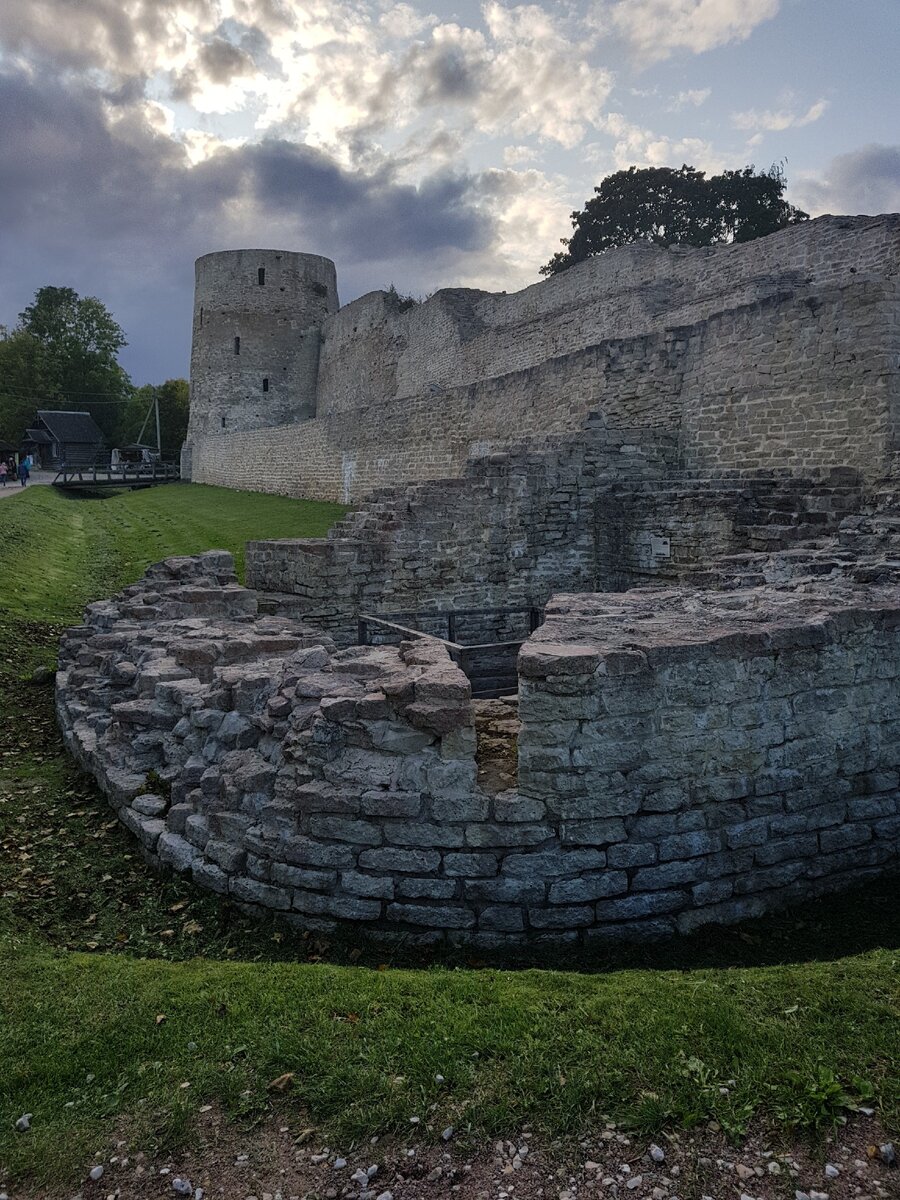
[0, 472, 54, 499]
[10, 1111, 898, 1200]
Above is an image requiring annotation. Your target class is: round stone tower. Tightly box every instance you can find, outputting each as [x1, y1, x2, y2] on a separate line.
[186, 249, 339, 445]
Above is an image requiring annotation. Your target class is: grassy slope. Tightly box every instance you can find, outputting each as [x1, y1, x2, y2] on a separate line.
[0, 485, 898, 1186]
[0, 482, 344, 622]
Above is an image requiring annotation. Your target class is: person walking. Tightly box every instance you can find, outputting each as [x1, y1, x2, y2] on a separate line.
[0, 460, 7, 487]
[17, 459, 28, 487]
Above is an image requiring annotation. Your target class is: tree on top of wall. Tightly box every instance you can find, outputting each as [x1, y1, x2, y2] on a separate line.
[540, 163, 809, 275]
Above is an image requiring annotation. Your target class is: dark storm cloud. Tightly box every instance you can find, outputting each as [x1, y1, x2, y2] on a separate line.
[798, 144, 900, 216]
[171, 35, 258, 101]
[0, 65, 493, 380]
[0, 0, 212, 75]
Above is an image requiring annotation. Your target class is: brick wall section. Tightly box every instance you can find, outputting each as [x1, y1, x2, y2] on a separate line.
[188, 216, 900, 500]
[56, 556, 900, 947]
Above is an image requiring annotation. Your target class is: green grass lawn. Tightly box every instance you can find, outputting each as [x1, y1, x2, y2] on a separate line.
[0, 482, 344, 623]
[0, 484, 898, 1188]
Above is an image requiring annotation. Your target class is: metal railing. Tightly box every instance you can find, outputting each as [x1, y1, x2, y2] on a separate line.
[53, 462, 180, 488]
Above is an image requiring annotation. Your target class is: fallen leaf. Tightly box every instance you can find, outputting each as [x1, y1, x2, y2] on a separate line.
[268, 1072, 295, 1092]
[155, 1014, 167, 1026]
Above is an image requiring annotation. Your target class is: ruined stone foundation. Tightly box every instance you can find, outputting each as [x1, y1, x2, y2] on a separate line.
[57, 553, 900, 947]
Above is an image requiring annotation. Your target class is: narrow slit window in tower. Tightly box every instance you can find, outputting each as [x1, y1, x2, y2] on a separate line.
[199, 307, 204, 327]
[234, 336, 240, 355]
[221, 416, 226, 428]
[258, 267, 266, 286]
[262, 378, 269, 392]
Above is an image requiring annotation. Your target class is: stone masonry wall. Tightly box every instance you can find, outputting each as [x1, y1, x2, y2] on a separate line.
[188, 216, 900, 501]
[245, 426, 678, 641]
[517, 590, 900, 939]
[56, 555, 900, 946]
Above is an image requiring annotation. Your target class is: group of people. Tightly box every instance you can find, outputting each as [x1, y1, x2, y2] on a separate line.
[0, 454, 33, 487]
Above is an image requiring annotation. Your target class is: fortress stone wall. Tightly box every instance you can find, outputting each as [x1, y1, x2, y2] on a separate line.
[59, 213, 900, 944]
[185, 216, 900, 501]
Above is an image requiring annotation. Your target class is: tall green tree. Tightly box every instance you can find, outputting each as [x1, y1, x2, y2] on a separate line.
[0, 328, 48, 447]
[541, 164, 809, 275]
[16, 285, 133, 442]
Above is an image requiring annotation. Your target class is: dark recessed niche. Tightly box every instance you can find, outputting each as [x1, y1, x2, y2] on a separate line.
[221, 416, 226, 428]
[263, 378, 269, 392]
[311, 281, 328, 298]
[199, 307, 204, 327]
[234, 336, 241, 355]
[258, 267, 266, 285]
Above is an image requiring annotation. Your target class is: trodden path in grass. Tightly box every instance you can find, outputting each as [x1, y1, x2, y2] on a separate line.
[0, 483, 898, 1195]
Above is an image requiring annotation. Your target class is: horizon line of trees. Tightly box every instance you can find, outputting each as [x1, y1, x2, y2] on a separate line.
[0, 285, 188, 454]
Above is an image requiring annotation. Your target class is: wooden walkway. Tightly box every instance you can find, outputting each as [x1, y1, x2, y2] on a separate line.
[52, 464, 180, 491]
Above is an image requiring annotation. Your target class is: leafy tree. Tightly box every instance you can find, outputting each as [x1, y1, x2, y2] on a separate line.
[17, 285, 133, 441]
[0, 328, 48, 447]
[122, 379, 190, 455]
[541, 164, 809, 275]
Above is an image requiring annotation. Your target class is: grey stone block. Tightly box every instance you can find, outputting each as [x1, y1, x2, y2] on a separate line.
[607, 842, 656, 868]
[308, 816, 383, 845]
[819, 824, 872, 853]
[192, 860, 229, 893]
[341, 870, 394, 899]
[528, 904, 593, 928]
[479, 905, 524, 931]
[396, 876, 457, 899]
[658, 830, 722, 861]
[443, 852, 498, 877]
[270, 862, 336, 889]
[387, 902, 475, 929]
[431, 795, 490, 821]
[596, 891, 685, 921]
[359, 847, 441, 873]
[631, 860, 704, 891]
[560, 819, 627, 846]
[465, 878, 545, 904]
[465, 823, 551, 848]
[157, 831, 201, 873]
[384, 821, 464, 848]
[230, 876, 292, 909]
[503, 849, 606, 877]
[548, 871, 628, 903]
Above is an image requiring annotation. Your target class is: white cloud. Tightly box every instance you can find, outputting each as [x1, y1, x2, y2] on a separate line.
[732, 98, 828, 132]
[669, 87, 711, 110]
[599, 0, 780, 64]
[593, 112, 723, 172]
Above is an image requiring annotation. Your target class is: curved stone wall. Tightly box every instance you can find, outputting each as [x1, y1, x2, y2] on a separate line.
[188, 249, 338, 440]
[56, 554, 900, 947]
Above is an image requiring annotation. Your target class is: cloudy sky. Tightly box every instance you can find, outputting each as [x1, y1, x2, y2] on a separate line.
[1, 0, 898, 383]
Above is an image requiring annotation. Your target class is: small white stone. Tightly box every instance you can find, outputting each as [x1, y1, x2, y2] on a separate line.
[14, 1114, 32, 1133]
[435, 1075, 445, 1084]
[825, 1165, 840, 1179]
[649, 1144, 665, 1163]
[332, 1159, 346, 1170]
[442, 1127, 454, 1141]
[375, 1192, 393, 1200]
[172, 1179, 193, 1196]
[626, 1175, 643, 1190]
[89, 1166, 104, 1182]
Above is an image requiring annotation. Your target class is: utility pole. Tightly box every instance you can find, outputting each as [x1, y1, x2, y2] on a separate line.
[155, 394, 161, 457]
